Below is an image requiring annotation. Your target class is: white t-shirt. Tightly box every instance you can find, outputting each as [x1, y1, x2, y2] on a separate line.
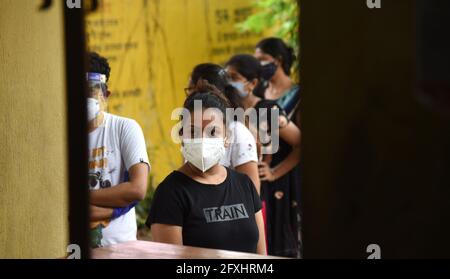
[88, 112, 150, 247]
[220, 121, 258, 168]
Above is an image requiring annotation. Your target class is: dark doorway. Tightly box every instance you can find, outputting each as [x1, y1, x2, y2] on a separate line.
[301, 0, 450, 258]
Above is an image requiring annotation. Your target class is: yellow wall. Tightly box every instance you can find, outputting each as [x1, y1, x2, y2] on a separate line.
[86, 0, 266, 186]
[0, 0, 68, 258]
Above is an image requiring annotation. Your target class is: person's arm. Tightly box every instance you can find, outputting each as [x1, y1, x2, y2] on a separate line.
[146, 176, 185, 244]
[259, 119, 301, 182]
[90, 163, 149, 207]
[235, 161, 260, 195]
[90, 205, 114, 222]
[90, 202, 138, 222]
[231, 122, 260, 192]
[150, 224, 183, 245]
[255, 210, 267, 255]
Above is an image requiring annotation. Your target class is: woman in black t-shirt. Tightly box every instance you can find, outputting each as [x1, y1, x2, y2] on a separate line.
[146, 82, 267, 255]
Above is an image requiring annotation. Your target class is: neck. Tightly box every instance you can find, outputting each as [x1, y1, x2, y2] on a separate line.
[270, 69, 292, 89]
[185, 162, 222, 178]
[88, 112, 105, 133]
[265, 70, 293, 100]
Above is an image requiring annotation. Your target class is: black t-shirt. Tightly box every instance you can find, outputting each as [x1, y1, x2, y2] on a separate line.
[146, 167, 262, 253]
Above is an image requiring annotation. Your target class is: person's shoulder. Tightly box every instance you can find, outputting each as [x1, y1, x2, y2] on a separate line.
[107, 113, 140, 127]
[106, 113, 143, 137]
[231, 121, 253, 138]
[227, 168, 252, 186]
[159, 171, 185, 186]
[256, 99, 279, 109]
[227, 167, 246, 177]
[257, 99, 287, 118]
[155, 171, 186, 193]
[226, 169, 258, 205]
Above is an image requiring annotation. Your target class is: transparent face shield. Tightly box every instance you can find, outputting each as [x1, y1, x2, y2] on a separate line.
[86, 72, 107, 122]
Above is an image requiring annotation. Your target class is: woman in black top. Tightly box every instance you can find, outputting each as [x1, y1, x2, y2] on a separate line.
[225, 54, 302, 258]
[146, 82, 267, 255]
[255, 38, 301, 127]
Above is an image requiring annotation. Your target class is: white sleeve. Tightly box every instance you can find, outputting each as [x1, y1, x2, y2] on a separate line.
[119, 119, 150, 171]
[229, 121, 258, 168]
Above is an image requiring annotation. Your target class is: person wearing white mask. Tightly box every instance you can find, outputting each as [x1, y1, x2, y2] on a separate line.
[184, 63, 260, 194]
[87, 52, 150, 247]
[147, 84, 266, 255]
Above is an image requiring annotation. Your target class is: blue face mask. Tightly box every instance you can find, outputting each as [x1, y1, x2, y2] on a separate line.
[230, 81, 249, 98]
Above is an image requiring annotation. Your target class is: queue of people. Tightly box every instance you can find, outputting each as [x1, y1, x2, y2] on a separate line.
[87, 38, 302, 258]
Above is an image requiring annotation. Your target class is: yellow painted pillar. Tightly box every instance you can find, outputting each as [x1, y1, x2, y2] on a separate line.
[0, 0, 68, 258]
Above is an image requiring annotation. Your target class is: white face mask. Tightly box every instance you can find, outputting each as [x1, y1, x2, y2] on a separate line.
[87, 97, 100, 121]
[182, 137, 226, 172]
[230, 81, 249, 98]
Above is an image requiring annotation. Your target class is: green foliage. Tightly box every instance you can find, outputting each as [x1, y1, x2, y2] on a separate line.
[237, 0, 300, 74]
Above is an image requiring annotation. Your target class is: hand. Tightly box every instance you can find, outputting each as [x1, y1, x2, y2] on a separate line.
[90, 205, 113, 222]
[258, 162, 275, 182]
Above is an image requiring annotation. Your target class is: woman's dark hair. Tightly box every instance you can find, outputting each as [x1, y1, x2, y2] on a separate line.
[183, 79, 231, 123]
[190, 63, 242, 108]
[256, 37, 296, 76]
[226, 54, 261, 81]
[225, 54, 266, 99]
[88, 52, 111, 81]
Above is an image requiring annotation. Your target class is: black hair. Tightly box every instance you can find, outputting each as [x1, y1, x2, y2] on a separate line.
[88, 52, 111, 82]
[225, 54, 266, 98]
[256, 37, 296, 76]
[226, 54, 261, 81]
[190, 63, 242, 109]
[183, 80, 231, 120]
[180, 81, 231, 138]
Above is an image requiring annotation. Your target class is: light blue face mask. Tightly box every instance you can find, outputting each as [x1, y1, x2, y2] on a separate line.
[230, 81, 249, 98]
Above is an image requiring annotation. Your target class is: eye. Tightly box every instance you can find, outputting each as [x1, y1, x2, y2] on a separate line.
[205, 126, 217, 137]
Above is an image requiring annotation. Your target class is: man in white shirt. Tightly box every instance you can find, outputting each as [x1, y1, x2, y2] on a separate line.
[87, 52, 150, 247]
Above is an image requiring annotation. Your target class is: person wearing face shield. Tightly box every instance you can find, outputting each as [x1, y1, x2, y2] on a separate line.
[87, 52, 150, 248]
[146, 83, 267, 255]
